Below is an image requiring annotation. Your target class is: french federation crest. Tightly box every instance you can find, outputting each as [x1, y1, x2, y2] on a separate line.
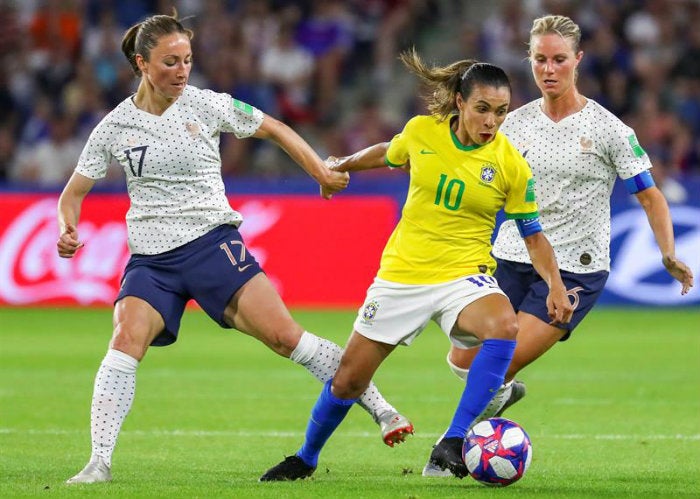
[361, 300, 380, 324]
[480, 165, 496, 183]
[185, 122, 201, 139]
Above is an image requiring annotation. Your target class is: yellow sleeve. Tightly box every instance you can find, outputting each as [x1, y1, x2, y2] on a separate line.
[504, 152, 539, 219]
[385, 117, 418, 167]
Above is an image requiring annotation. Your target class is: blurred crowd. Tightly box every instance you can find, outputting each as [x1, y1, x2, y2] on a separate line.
[0, 0, 698, 201]
[471, 0, 700, 202]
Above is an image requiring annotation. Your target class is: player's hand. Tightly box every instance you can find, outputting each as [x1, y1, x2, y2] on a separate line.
[662, 255, 694, 295]
[57, 222, 84, 258]
[546, 284, 574, 326]
[319, 166, 350, 200]
[324, 155, 355, 173]
[325, 155, 343, 171]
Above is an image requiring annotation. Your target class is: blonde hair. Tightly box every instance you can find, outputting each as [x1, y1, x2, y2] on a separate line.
[399, 48, 510, 122]
[529, 14, 581, 55]
[121, 10, 194, 77]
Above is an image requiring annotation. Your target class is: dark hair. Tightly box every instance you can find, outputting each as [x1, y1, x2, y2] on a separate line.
[399, 48, 511, 121]
[459, 63, 511, 100]
[121, 11, 193, 77]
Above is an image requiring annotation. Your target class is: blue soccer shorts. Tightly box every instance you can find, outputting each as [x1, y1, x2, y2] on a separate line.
[116, 224, 262, 346]
[494, 258, 609, 341]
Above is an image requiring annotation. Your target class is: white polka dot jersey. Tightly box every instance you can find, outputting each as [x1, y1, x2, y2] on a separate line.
[493, 98, 653, 272]
[75, 85, 264, 255]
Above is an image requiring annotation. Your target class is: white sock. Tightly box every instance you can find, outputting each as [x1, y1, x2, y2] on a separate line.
[89, 349, 139, 467]
[290, 331, 397, 423]
[446, 353, 470, 381]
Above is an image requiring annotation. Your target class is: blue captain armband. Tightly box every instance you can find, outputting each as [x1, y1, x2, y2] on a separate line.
[515, 217, 543, 238]
[623, 170, 655, 194]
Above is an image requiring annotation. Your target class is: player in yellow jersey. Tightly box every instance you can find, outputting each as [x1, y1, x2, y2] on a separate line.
[260, 49, 574, 481]
[378, 114, 539, 284]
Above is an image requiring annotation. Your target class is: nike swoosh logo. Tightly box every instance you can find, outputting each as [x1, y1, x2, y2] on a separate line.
[238, 264, 253, 272]
[420, 149, 436, 154]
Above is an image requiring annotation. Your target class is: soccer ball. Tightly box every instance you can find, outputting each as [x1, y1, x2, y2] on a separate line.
[462, 417, 532, 486]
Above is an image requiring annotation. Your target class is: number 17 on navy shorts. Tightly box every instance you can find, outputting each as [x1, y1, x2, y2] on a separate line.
[117, 224, 262, 346]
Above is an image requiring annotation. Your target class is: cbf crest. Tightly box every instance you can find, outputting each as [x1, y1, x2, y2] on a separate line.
[361, 300, 380, 325]
[480, 164, 496, 183]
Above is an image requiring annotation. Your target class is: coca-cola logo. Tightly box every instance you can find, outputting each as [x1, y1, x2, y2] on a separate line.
[0, 198, 283, 306]
[236, 200, 283, 293]
[0, 198, 129, 305]
[235, 199, 281, 269]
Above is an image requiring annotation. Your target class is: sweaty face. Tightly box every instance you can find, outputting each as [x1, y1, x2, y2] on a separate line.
[455, 85, 510, 146]
[138, 33, 192, 101]
[529, 33, 582, 99]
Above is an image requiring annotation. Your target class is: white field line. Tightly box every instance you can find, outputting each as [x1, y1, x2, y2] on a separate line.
[1, 428, 698, 440]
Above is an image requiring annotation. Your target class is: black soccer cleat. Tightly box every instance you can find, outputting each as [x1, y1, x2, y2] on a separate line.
[259, 455, 316, 482]
[428, 437, 469, 478]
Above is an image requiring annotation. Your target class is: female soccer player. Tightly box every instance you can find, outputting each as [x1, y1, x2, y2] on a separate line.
[57, 12, 412, 485]
[422, 14, 695, 477]
[259, 49, 573, 481]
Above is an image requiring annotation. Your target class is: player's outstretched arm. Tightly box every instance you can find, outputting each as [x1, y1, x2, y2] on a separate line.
[326, 142, 392, 172]
[57, 172, 95, 258]
[635, 186, 694, 294]
[253, 114, 348, 199]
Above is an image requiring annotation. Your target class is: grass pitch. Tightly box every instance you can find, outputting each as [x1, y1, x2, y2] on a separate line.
[1, 306, 699, 498]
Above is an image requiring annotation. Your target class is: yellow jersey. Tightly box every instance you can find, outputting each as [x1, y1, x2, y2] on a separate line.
[379, 115, 538, 284]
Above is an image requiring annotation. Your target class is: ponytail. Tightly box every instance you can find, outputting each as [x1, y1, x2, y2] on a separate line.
[120, 10, 193, 77]
[399, 48, 478, 121]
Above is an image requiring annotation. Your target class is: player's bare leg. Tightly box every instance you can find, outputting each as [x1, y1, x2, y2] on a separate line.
[225, 274, 413, 446]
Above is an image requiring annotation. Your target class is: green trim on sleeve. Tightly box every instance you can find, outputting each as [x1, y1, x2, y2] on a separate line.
[505, 211, 539, 220]
[384, 156, 405, 168]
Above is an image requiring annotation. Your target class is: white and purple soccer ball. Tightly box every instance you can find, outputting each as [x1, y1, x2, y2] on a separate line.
[462, 417, 533, 486]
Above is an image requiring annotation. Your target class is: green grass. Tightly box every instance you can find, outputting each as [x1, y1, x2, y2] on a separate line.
[1, 306, 699, 498]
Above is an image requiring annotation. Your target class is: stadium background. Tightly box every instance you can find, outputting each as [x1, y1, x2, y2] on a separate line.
[0, 0, 698, 308]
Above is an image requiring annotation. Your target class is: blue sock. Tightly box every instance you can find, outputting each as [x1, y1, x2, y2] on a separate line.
[297, 379, 356, 467]
[444, 338, 516, 439]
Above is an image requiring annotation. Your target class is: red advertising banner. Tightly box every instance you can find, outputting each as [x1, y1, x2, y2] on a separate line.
[0, 193, 397, 308]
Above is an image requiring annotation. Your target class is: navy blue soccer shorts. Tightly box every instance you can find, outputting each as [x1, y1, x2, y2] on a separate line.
[494, 258, 609, 341]
[116, 224, 263, 346]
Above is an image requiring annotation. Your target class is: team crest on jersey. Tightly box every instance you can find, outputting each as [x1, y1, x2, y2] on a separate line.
[185, 122, 201, 139]
[579, 136, 594, 153]
[361, 300, 380, 324]
[480, 164, 496, 183]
